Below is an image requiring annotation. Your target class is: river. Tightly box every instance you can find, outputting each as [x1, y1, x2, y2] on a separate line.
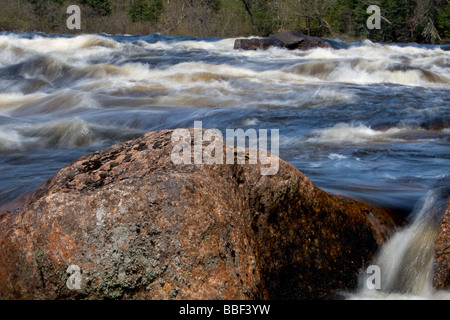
[0, 32, 449, 299]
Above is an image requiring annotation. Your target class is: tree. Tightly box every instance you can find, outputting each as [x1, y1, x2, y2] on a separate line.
[80, 0, 112, 16]
[203, 0, 221, 13]
[379, 0, 415, 42]
[435, 1, 450, 39]
[182, 0, 221, 13]
[239, 0, 278, 35]
[297, 0, 339, 36]
[129, 0, 164, 23]
[410, 0, 445, 43]
[3, 0, 450, 42]
[329, 0, 367, 38]
[24, 0, 65, 31]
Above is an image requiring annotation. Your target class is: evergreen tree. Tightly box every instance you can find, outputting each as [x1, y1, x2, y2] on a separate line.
[129, 0, 164, 23]
[329, 0, 366, 38]
[80, 0, 112, 16]
[435, 1, 450, 39]
[380, 0, 415, 42]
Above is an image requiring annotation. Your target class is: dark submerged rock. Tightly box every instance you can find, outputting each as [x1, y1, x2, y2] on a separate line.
[270, 30, 333, 50]
[234, 30, 333, 51]
[233, 38, 284, 50]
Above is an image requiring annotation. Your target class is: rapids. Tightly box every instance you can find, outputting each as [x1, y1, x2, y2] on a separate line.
[0, 32, 449, 299]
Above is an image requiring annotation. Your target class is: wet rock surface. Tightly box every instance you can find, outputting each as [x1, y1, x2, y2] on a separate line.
[433, 200, 450, 290]
[0, 129, 398, 299]
[233, 38, 284, 51]
[234, 30, 333, 51]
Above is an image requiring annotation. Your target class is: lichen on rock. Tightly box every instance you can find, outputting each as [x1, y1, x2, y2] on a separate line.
[0, 129, 399, 299]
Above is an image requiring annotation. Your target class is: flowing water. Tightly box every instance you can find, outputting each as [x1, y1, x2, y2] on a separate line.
[0, 32, 449, 298]
[349, 185, 450, 299]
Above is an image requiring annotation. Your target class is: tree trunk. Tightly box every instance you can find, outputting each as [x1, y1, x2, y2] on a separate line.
[241, 0, 254, 25]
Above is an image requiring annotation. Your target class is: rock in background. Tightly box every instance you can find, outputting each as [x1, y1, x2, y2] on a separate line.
[234, 30, 333, 51]
[0, 129, 398, 299]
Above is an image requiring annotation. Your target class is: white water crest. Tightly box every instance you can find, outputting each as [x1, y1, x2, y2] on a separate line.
[349, 187, 450, 300]
[306, 123, 430, 145]
[0, 33, 448, 92]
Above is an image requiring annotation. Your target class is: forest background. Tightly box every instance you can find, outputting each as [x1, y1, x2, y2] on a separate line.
[0, 0, 449, 44]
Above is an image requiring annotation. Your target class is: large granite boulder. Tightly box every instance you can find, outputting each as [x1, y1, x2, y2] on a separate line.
[0, 129, 398, 300]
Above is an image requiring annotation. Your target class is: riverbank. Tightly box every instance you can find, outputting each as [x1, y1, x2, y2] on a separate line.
[1, 0, 449, 44]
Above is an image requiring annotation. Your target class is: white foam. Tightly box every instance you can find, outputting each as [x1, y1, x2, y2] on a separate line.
[0, 127, 26, 152]
[312, 87, 356, 104]
[18, 34, 120, 53]
[328, 153, 348, 160]
[349, 189, 450, 300]
[7, 90, 101, 116]
[22, 117, 102, 148]
[307, 123, 405, 144]
[1, 32, 447, 101]
[242, 118, 260, 126]
[0, 92, 48, 112]
[0, 124, 38, 153]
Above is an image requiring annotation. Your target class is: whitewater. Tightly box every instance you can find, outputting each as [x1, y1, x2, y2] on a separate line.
[0, 32, 449, 299]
